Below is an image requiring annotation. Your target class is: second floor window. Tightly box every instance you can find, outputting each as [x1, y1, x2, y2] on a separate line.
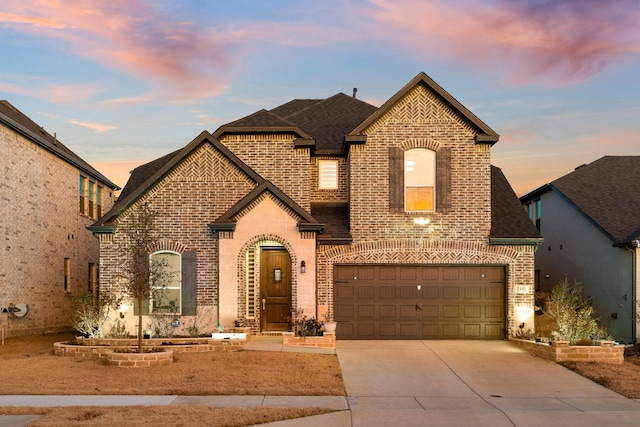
[404, 149, 436, 212]
[318, 160, 338, 190]
[79, 176, 87, 215]
[88, 181, 96, 218]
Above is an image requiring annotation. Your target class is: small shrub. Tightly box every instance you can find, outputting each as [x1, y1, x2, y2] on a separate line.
[108, 317, 129, 338]
[72, 293, 120, 338]
[289, 309, 323, 337]
[545, 278, 598, 345]
[513, 328, 536, 341]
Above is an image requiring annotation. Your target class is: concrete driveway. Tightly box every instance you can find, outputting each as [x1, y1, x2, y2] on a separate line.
[336, 340, 640, 427]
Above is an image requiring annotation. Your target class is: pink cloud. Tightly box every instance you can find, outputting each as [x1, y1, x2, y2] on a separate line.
[68, 119, 115, 133]
[365, 0, 640, 86]
[0, 1, 238, 101]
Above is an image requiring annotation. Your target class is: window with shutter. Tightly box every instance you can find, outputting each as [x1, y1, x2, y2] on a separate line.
[389, 146, 451, 214]
[405, 149, 436, 212]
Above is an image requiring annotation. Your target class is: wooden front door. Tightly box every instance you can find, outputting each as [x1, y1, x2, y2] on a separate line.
[261, 248, 292, 331]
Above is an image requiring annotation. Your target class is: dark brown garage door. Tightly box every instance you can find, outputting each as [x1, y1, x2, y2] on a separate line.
[334, 265, 505, 340]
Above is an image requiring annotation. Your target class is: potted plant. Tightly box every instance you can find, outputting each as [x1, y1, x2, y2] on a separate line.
[322, 310, 337, 334]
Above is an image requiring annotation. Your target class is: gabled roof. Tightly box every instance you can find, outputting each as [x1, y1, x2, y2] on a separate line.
[490, 166, 543, 243]
[213, 93, 377, 154]
[347, 72, 500, 145]
[521, 156, 640, 246]
[0, 100, 118, 189]
[91, 131, 264, 228]
[208, 181, 323, 234]
[212, 109, 314, 142]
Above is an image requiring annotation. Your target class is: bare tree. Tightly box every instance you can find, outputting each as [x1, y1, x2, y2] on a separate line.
[117, 203, 171, 352]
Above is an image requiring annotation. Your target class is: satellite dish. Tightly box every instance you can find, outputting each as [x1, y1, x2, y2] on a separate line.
[9, 304, 28, 318]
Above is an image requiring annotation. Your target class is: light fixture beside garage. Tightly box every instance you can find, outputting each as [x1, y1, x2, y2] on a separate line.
[300, 260, 306, 274]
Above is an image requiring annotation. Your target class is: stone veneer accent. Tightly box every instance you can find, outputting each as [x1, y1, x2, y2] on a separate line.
[511, 339, 624, 365]
[282, 332, 336, 349]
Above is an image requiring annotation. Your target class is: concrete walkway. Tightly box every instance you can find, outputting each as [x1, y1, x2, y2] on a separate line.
[2, 338, 640, 426]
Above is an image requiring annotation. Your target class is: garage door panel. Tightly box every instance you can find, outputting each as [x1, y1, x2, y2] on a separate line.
[465, 287, 482, 299]
[380, 324, 396, 337]
[443, 324, 460, 337]
[358, 286, 375, 299]
[422, 287, 439, 299]
[485, 324, 503, 337]
[465, 324, 481, 337]
[423, 305, 439, 318]
[443, 287, 459, 299]
[358, 305, 375, 318]
[464, 305, 481, 319]
[334, 265, 505, 340]
[422, 324, 439, 337]
[380, 267, 396, 280]
[380, 286, 396, 299]
[485, 286, 502, 299]
[422, 268, 439, 281]
[400, 286, 418, 299]
[379, 305, 396, 318]
[485, 305, 502, 318]
[358, 266, 375, 280]
[335, 284, 354, 299]
[357, 323, 375, 337]
[442, 305, 459, 318]
[400, 305, 418, 318]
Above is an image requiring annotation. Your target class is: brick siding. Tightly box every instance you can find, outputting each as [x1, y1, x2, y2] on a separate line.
[1, 123, 115, 337]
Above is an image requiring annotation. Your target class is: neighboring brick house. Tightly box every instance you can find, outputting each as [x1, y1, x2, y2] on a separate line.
[521, 156, 640, 343]
[0, 101, 118, 337]
[91, 73, 541, 340]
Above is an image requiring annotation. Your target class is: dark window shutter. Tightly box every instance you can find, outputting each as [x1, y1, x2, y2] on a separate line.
[389, 147, 404, 213]
[133, 298, 149, 316]
[436, 147, 451, 213]
[181, 251, 197, 315]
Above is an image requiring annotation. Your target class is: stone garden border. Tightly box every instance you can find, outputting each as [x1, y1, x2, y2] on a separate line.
[54, 333, 249, 360]
[282, 332, 336, 349]
[510, 338, 624, 364]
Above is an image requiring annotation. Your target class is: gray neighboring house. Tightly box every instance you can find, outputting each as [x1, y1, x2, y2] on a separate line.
[520, 156, 640, 343]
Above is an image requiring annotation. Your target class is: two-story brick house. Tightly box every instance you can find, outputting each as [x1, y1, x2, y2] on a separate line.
[91, 73, 541, 339]
[0, 101, 118, 337]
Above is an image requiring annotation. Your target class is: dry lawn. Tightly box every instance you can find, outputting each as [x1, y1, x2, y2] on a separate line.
[1, 406, 333, 427]
[0, 333, 344, 395]
[0, 332, 343, 426]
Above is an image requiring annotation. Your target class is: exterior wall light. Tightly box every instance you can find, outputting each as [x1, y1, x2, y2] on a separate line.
[300, 260, 306, 274]
[118, 303, 127, 319]
[413, 217, 430, 226]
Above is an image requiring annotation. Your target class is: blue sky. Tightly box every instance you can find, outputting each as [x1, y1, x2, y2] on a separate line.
[1, 0, 638, 195]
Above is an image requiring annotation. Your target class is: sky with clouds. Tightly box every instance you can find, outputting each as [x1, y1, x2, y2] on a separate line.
[1, 0, 638, 195]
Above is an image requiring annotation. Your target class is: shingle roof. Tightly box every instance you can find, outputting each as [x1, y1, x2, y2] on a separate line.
[311, 202, 351, 244]
[547, 156, 640, 245]
[0, 100, 118, 189]
[91, 131, 265, 228]
[214, 93, 377, 153]
[490, 166, 543, 242]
